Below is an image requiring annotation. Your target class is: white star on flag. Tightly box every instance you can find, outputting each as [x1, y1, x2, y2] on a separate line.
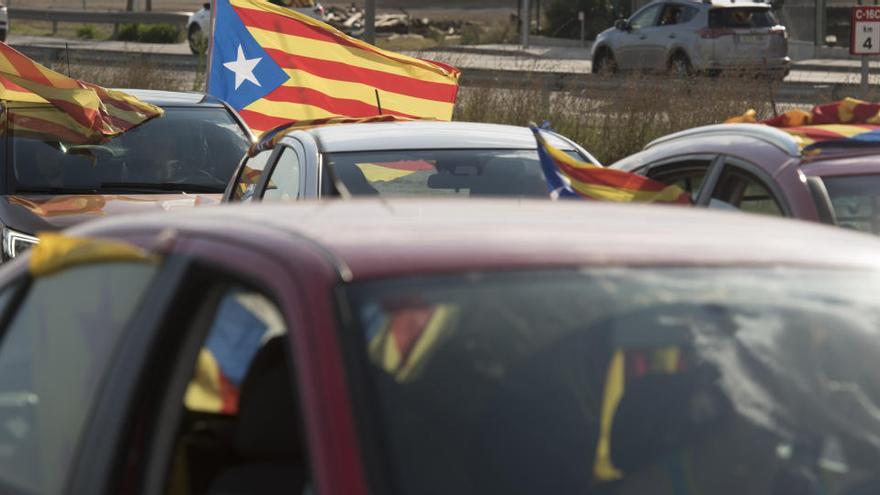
[223, 45, 262, 90]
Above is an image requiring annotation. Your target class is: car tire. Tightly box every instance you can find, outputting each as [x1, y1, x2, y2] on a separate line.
[593, 51, 617, 77]
[188, 24, 206, 55]
[668, 52, 692, 77]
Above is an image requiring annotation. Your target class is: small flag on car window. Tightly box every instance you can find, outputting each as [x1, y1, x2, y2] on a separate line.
[530, 125, 691, 204]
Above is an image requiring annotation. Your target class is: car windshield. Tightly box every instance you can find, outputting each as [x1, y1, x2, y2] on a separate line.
[823, 174, 880, 235]
[346, 267, 880, 495]
[709, 7, 778, 28]
[324, 149, 583, 197]
[7, 106, 249, 194]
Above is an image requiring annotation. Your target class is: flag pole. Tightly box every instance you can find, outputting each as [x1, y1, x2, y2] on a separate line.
[205, 0, 217, 93]
[375, 89, 383, 115]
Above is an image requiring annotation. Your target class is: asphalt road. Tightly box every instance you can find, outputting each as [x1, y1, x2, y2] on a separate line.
[9, 34, 880, 87]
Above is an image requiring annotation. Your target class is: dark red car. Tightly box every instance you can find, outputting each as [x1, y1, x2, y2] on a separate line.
[611, 123, 880, 234]
[1, 199, 880, 495]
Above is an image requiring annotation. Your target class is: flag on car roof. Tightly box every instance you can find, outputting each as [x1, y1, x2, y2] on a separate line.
[727, 98, 880, 149]
[530, 126, 691, 204]
[247, 114, 413, 156]
[0, 43, 163, 143]
[207, 0, 460, 135]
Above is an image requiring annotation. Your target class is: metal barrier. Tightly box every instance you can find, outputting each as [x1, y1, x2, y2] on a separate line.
[8, 8, 191, 36]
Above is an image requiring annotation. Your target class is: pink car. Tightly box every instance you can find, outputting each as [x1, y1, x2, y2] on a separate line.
[612, 123, 880, 234]
[1, 199, 880, 495]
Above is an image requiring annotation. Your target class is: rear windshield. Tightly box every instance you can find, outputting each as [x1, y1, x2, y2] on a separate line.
[709, 7, 778, 28]
[822, 174, 880, 234]
[6, 106, 249, 194]
[324, 149, 584, 197]
[346, 267, 880, 495]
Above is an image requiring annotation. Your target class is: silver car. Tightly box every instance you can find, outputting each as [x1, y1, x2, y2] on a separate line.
[223, 121, 599, 202]
[591, 0, 790, 77]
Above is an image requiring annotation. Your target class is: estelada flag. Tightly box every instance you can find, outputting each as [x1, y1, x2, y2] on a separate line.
[207, 0, 460, 135]
[0, 43, 163, 143]
[530, 125, 691, 204]
[727, 98, 880, 149]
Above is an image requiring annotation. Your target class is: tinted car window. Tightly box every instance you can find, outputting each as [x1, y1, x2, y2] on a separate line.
[8, 106, 249, 194]
[822, 175, 880, 235]
[711, 167, 782, 216]
[0, 262, 156, 494]
[630, 3, 663, 29]
[231, 150, 273, 203]
[325, 149, 553, 197]
[347, 268, 880, 495]
[262, 147, 301, 202]
[709, 7, 778, 28]
[646, 159, 713, 202]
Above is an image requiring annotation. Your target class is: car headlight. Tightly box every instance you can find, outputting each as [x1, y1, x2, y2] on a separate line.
[3, 228, 39, 260]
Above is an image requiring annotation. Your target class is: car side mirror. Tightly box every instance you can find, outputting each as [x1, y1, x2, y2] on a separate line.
[615, 19, 630, 31]
[203, 2, 211, 9]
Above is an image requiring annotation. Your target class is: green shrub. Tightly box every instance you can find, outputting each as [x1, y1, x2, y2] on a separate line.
[115, 23, 140, 41]
[114, 23, 181, 44]
[138, 24, 182, 44]
[76, 24, 99, 40]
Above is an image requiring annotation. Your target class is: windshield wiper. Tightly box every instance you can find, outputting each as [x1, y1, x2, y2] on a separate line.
[98, 182, 222, 193]
[12, 186, 99, 194]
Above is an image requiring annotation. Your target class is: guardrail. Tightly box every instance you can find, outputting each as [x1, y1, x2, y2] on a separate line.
[8, 8, 191, 36]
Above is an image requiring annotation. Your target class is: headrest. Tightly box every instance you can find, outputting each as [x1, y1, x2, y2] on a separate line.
[234, 336, 304, 461]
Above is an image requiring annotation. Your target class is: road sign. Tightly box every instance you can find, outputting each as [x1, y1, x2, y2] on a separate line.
[852, 6, 880, 55]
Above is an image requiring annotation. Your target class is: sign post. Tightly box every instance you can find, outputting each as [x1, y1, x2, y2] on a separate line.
[851, 6, 880, 92]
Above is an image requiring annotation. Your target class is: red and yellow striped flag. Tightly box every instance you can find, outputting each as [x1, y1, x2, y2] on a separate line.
[0, 43, 163, 143]
[208, 0, 460, 135]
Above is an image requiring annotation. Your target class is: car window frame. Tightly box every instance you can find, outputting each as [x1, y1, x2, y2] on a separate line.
[711, 156, 791, 217]
[257, 141, 307, 201]
[807, 175, 838, 225]
[226, 146, 285, 203]
[639, 154, 723, 206]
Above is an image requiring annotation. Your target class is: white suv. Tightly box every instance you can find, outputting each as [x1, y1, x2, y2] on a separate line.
[186, 1, 325, 54]
[591, 0, 789, 77]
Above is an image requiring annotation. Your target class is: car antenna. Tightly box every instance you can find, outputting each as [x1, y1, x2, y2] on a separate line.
[65, 42, 71, 77]
[375, 89, 383, 115]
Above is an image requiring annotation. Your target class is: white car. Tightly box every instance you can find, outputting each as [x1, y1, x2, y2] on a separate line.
[0, 1, 9, 42]
[187, 1, 325, 54]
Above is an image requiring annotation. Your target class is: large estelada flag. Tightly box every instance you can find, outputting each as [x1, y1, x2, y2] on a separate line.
[727, 98, 880, 150]
[0, 43, 163, 143]
[531, 126, 691, 204]
[207, 0, 461, 135]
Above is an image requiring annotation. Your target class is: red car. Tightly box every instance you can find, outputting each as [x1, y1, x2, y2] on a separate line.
[1, 199, 880, 495]
[611, 123, 880, 234]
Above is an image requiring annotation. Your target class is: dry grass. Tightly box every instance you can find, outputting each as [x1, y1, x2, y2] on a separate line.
[454, 73, 783, 165]
[48, 59, 196, 91]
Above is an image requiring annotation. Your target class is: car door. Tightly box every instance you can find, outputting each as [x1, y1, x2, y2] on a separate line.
[616, 3, 664, 69]
[0, 243, 168, 495]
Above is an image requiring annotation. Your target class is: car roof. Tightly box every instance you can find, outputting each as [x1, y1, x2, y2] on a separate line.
[645, 124, 800, 157]
[112, 89, 227, 107]
[294, 121, 579, 153]
[801, 152, 880, 178]
[72, 199, 880, 281]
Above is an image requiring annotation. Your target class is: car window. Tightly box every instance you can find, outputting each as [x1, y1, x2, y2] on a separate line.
[630, 3, 663, 29]
[232, 150, 274, 203]
[658, 4, 686, 26]
[325, 149, 551, 198]
[8, 106, 249, 194]
[710, 167, 783, 216]
[646, 159, 712, 202]
[821, 174, 880, 235]
[0, 262, 156, 494]
[166, 287, 307, 494]
[262, 147, 301, 202]
[346, 268, 880, 495]
[709, 7, 778, 28]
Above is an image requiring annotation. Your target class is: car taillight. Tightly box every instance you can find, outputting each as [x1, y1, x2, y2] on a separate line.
[770, 26, 788, 39]
[698, 27, 734, 39]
